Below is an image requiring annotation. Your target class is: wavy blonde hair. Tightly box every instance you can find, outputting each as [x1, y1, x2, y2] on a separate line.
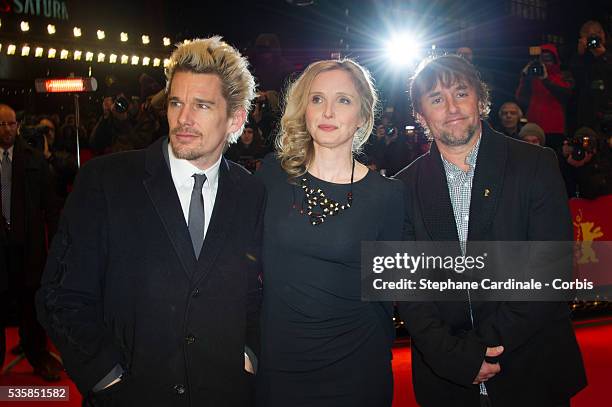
[276, 59, 378, 178]
[165, 36, 256, 144]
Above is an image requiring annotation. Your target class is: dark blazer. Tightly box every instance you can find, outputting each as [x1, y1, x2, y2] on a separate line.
[1, 137, 59, 290]
[395, 123, 587, 407]
[36, 138, 265, 406]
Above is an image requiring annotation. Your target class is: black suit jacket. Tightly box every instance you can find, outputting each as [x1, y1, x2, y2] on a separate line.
[1, 138, 59, 291]
[395, 124, 587, 407]
[36, 138, 265, 406]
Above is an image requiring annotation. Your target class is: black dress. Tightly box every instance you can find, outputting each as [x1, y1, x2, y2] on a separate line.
[255, 156, 405, 407]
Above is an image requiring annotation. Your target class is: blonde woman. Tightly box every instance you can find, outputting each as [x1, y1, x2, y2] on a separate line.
[255, 59, 404, 406]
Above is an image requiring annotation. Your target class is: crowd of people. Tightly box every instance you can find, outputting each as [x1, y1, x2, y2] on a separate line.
[5, 21, 611, 201]
[0, 17, 609, 407]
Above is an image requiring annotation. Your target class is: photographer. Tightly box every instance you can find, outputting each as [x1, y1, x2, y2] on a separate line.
[19, 116, 78, 201]
[382, 124, 418, 177]
[225, 124, 266, 173]
[516, 43, 572, 152]
[564, 126, 612, 199]
[250, 90, 280, 152]
[569, 20, 612, 136]
[89, 94, 136, 155]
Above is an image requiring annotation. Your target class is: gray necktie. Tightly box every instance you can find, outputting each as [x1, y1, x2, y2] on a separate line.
[188, 173, 207, 257]
[1, 150, 10, 226]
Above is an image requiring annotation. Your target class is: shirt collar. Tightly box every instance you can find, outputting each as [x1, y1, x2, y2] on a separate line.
[440, 133, 482, 175]
[167, 143, 222, 188]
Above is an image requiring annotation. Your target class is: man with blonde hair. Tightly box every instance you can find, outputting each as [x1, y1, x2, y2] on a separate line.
[37, 37, 264, 406]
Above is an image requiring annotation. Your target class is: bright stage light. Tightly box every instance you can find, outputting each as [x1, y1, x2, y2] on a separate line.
[384, 33, 421, 66]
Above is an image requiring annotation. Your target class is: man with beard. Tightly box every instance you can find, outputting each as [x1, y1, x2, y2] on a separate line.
[395, 55, 586, 406]
[37, 37, 264, 406]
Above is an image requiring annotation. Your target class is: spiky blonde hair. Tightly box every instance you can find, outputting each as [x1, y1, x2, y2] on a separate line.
[165, 36, 256, 143]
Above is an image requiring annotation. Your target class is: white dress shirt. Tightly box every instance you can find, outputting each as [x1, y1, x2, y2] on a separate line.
[167, 144, 221, 240]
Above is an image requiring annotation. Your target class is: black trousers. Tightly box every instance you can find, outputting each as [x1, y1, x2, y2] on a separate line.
[1, 242, 48, 369]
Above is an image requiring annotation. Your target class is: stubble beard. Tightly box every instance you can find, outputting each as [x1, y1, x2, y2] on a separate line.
[438, 124, 479, 147]
[170, 127, 206, 161]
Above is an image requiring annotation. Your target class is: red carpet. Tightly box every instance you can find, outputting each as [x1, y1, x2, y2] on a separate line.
[2, 319, 611, 406]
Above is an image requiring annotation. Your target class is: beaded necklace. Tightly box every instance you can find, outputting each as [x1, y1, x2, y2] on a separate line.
[293, 158, 355, 226]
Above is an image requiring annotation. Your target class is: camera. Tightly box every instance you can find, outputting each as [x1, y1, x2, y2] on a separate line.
[526, 46, 545, 77]
[587, 35, 601, 50]
[20, 125, 49, 151]
[113, 95, 130, 114]
[571, 135, 595, 161]
[385, 125, 396, 136]
[527, 61, 545, 77]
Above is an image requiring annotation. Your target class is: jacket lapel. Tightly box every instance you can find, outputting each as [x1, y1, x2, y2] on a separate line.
[143, 138, 197, 278]
[193, 158, 238, 284]
[468, 124, 507, 241]
[418, 142, 460, 242]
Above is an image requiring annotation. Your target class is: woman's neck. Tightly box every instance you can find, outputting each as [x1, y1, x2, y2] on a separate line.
[308, 147, 354, 183]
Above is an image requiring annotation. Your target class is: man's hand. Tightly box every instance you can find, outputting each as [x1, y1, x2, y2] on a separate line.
[473, 346, 504, 384]
[43, 136, 52, 160]
[540, 63, 548, 80]
[244, 353, 254, 374]
[578, 37, 588, 56]
[102, 97, 113, 118]
[102, 376, 122, 390]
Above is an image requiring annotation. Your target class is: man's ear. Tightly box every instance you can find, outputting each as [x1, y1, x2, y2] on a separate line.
[228, 107, 247, 134]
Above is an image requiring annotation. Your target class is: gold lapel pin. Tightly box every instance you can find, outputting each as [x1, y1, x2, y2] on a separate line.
[484, 188, 491, 197]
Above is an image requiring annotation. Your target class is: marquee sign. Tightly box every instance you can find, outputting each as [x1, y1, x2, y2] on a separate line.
[0, 0, 69, 21]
